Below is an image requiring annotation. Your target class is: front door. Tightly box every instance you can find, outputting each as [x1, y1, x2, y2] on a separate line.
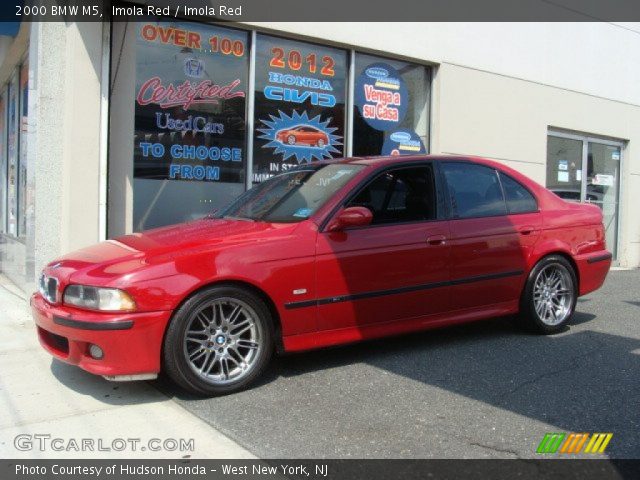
[315, 164, 451, 331]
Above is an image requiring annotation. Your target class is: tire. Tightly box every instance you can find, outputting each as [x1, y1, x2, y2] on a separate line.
[163, 285, 275, 396]
[518, 255, 578, 334]
[287, 135, 296, 145]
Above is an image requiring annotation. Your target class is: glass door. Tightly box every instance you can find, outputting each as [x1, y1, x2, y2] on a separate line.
[547, 131, 623, 259]
[546, 136, 584, 202]
[587, 142, 620, 258]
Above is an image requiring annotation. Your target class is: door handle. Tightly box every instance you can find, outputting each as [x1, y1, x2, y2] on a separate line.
[518, 226, 536, 235]
[427, 235, 447, 246]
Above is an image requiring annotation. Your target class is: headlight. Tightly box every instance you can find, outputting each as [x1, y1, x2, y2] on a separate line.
[63, 285, 136, 311]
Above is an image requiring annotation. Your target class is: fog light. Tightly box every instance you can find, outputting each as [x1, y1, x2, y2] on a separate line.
[88, 344, 104, 360]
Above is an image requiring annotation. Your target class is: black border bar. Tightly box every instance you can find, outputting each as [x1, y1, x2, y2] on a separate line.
[5, 0, 640, 22]
[3, 459, 640, 480]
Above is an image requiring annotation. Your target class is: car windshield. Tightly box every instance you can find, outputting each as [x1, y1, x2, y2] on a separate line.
[217, 163, 363, 223]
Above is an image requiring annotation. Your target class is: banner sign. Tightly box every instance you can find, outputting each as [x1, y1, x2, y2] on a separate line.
[355, 62, 408, 132]
[252, 34, 347, 183]
[134, 20, 248, 183]
[381, 130, 426, 156]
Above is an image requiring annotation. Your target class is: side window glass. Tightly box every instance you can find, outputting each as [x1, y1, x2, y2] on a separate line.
[348, 166, 437, 225]
[441, 162, 507, 218]
[499, 172, 538, 214]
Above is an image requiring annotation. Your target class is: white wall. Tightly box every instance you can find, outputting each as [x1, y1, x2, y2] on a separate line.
[31, 22, 105, 279]
[246, 22, 640, 106]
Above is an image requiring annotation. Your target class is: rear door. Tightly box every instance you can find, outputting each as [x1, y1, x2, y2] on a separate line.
[315, 163, 451, 331]
[440, 161, 540, 310]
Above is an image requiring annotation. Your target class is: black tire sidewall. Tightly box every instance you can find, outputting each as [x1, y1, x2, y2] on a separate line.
[163, 285, 274, 396]
[521, 255, 578, 334]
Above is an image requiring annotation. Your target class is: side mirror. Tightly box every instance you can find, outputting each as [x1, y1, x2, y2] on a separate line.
[327, 206, 373, 232]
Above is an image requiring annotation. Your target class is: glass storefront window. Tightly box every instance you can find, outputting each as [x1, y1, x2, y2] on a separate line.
[18, 61, 28, 238]
[120, 20, 433, 231]
[133, 20, 249, 231]
[0, 90, 6, 233]
[6, 72, 19, 236]
[353, 53, 430, 157]
[252, 34, 347, 183]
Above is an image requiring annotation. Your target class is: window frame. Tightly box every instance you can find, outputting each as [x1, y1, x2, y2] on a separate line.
[320, 161, 445, 232]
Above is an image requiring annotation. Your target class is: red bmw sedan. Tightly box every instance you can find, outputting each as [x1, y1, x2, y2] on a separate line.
[31, 156, 611, 395]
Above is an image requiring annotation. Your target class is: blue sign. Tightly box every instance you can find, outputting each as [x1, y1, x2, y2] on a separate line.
[381, 130, 426, 156]
[355, 63, 408, 131]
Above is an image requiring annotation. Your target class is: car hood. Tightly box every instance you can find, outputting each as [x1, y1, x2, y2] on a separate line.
[45, 218, 300, 285]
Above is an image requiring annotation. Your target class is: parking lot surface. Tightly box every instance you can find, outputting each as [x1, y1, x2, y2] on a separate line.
[160, 270, 640, 459]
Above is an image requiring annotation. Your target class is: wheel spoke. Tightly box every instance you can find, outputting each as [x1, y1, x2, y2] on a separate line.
[196, 310, 211, 328]
[227, 348, 243, 366]
[230, 320, 253, 338]
[189, 349, 207, 362]
[215, 303, 226, 328]
[198, 351, 212, 373]
[237, 339, 259, 350]
[186, 330, 206, 344]
[227, 305, 243, 325]
[220, 358, 230, 380]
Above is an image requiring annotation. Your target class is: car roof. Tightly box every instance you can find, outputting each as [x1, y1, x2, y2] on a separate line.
[319, 154, 491, 168]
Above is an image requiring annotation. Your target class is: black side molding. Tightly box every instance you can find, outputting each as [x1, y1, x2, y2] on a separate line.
[587, 253, 613, 264]
[285, 270, 524, 310]
[53, 316, 134, 331]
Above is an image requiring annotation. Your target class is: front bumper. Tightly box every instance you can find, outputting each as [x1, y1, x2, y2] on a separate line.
[31, 293, 172, 377]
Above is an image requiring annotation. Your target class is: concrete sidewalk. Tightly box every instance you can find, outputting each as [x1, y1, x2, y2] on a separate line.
[0, 276, 255, 459]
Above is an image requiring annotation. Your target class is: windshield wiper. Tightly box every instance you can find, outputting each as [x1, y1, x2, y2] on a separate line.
[222, 215, 256, 222]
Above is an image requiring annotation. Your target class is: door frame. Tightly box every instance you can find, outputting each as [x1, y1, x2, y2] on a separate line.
[547, 129, 625, 263]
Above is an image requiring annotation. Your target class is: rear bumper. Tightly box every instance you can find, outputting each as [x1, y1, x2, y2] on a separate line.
[575, 250, 612, 296]
[31, 293, 172, 377]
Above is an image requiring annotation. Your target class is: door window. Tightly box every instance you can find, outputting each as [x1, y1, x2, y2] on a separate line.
[347, 166, 437, 225]
[441, 162, 506, 219]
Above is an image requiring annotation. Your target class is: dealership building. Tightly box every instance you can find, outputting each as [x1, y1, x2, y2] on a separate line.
[0, 18, 639, 292]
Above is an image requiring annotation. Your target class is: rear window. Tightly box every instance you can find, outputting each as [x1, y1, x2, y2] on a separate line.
[499, 172, 538, 214]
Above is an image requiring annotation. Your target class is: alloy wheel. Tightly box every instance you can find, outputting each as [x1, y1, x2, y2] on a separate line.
[533, 263, 574, 326]
[183, 298, 262, 385]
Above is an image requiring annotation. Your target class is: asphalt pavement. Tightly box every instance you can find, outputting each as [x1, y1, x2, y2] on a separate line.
[158, 270, 640, 459]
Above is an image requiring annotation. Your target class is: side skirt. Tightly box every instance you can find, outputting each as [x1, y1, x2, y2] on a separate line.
[281, 300, 519, 352]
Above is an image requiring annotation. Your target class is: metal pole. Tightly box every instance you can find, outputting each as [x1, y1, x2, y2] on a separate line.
[245, 30, 257, 190]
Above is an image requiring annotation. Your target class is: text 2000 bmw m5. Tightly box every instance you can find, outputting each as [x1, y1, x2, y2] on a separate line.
[32, 156, 611, 395]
